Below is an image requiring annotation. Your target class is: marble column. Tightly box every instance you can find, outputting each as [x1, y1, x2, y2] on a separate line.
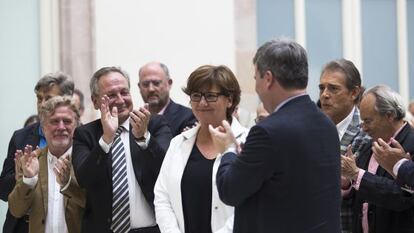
[59, 0, 96, 123]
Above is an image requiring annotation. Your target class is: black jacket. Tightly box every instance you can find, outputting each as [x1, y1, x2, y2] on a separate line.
[352, 123, 414, 233]
[217, 95, 341, 233]
[0, 122, 41, 233]
[72, 115, 172, 233]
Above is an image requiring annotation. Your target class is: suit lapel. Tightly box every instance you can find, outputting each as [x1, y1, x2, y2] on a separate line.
[163, 100, 176, 116]
[39, 149, 49, 217]
[356, 141, 372, 169]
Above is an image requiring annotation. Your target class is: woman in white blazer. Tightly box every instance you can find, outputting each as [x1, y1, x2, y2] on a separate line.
[154, 65, 249, 233]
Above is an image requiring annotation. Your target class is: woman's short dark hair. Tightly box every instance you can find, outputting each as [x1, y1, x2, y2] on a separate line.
[183, 65, 241, 121]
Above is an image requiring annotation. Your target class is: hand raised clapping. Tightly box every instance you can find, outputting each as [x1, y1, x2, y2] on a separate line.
[101, 95, 119, 144]
[53, 154, 72, 187]
[129, 104, 151, 139]
[15, 145, 40, 179]
[341, 145, 359, 181]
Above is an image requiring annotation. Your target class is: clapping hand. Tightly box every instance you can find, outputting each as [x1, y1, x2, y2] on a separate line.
[208, 120, 239, 154]
[130, 104, 151, 139]
[101, 95, 119, 144]
[373, 138, 410, 177]
[53, 154, 72, 187]
[341, 145, 359, 181]
[16, 145, 40, 178]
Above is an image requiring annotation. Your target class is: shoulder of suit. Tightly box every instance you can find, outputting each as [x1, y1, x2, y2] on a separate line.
[14, 122, 40, 136]
[77, 119, 102, 131]
[168, 100, 192, 113]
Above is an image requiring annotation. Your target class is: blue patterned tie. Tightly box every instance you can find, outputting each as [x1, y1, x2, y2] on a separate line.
[111, 126, 130, 233]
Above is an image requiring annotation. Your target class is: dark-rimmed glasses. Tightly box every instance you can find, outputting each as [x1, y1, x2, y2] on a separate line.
[190, 92, 226, 102]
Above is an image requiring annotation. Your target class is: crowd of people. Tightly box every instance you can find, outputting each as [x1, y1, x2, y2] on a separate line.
[1, 38, 414, 233]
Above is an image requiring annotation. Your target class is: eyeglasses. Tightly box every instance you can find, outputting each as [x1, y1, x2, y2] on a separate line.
[139, 80, 163, 88]
[190, 92, 226, 102]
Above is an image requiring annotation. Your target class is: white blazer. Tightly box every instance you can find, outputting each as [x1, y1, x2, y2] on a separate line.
[154, 118, 248, 233]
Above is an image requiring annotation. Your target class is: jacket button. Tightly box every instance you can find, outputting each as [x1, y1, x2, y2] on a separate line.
[107, 218, 111, 223]
[41, 219, 45, 224]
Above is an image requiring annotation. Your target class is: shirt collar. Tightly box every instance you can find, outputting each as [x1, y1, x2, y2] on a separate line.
[273, 92, 307, 113]
[389, 122, 407, 143]
[337, 106, 356, 140]
[47, 146, 72, 164]
[158, 99, 171, 115]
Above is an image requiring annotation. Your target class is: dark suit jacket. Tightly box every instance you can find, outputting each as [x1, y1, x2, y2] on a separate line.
[398, 160, 414, 188]
[0, 122, 41, 233]
[72, 115, 172, 233]
[163, 100, 196, 136]
[352, 123, 414, 233]
[217, 95, 341, 233]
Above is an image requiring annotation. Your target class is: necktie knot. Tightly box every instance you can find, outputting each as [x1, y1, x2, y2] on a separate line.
[116, 126, 124, 137]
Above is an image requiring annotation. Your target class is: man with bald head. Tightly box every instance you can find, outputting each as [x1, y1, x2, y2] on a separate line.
[341, 85, 414, 233]
[138, 62, 196, 136]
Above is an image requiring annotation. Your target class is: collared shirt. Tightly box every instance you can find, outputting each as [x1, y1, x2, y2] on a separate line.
[273, 92, 307, 113]
[353, 122, 407, 233]
[394, 158, 409, 176]
[38, 125, 47, 149]
[224, 93, 307, 155]
[337, 106, 356, 141]
[23, 147, 72, 233]
[158, 98, 171, 115]
[99, 119, 156, 229]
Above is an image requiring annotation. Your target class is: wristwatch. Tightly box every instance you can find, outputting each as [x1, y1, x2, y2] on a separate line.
[135, 131, 149, 142]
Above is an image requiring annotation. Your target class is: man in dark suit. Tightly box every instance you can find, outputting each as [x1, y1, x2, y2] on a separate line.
[72, 66, 172, 233]
[341, 85, 414, 233]
[138, 61, 196, 136]
[373, 139, 414, 188]
[209, 39, 341, 233]
[0, 72, 74, 233]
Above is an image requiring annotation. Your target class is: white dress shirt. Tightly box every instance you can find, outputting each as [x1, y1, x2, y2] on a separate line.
[99, 119, 156, 228]
[23, 147, 72, 233]
[336, 106, 356, 141]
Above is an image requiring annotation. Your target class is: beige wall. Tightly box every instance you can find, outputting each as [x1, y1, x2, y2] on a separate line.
[93, 0, 257, 123]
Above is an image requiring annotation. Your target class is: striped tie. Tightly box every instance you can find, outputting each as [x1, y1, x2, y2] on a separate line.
[111, 126, 130, 233]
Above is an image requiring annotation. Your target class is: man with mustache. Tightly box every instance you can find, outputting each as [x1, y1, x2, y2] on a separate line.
[0, 72, 74, 233]
[8, 96, 85, 233]
[138, 62, 196, 136]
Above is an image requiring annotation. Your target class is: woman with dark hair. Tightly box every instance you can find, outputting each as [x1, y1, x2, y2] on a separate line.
[154, 65, 248, 233]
